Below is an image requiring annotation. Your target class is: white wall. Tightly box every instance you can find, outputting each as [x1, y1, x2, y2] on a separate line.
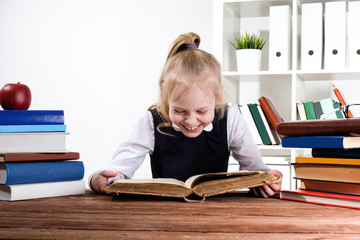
[0, 0, 214, 184]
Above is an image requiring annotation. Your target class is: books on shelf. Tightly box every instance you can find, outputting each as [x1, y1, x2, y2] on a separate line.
[280, 189, 360, 210]
[281, 136, 360, 149]
[0, 110, 64, 125]
[103, 170, 282, 202]
[304, 101, 316, 120]
[296, 98, 342, 121]
[238, 105, 262, 145]
[0, 180, 86, 201]
[0, 161, 84, 185]
[258, 96, 284, 139]
[248, 103, 271, 145]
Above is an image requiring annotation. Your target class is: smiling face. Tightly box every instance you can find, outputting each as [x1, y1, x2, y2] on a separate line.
[169, 85, 216, 138]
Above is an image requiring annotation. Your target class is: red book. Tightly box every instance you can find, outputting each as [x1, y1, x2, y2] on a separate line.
[280, 189, 360, 210]
[258, 96, 284, 139]
[0, 152, 80, 162]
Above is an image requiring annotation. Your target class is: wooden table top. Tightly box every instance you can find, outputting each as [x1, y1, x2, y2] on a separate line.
[0, 190, 359, 240]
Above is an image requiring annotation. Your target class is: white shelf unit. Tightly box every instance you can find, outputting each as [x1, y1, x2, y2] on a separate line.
[213, 0, 360, 190]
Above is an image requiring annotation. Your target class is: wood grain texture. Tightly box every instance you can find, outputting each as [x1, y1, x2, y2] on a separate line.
[0, 190, 359, 239]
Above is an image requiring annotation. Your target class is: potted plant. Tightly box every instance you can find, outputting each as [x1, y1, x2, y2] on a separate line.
[230, 32, 267, 72]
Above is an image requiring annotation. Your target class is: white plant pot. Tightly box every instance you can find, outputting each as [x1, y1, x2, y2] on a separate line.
[236, 49, 262, 72]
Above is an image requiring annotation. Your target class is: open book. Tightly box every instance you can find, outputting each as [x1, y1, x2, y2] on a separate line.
[103, 170, 281, 202]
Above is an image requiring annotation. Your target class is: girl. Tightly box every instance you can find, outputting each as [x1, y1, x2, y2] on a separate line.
[90, 32, 282, 198]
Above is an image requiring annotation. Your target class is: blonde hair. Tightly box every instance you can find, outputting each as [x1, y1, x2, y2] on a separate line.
[150, 32, 225, 133]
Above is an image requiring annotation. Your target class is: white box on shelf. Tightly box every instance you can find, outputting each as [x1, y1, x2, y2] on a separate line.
[324, 1, 346, 70]
[269, 5, 291, 71]
[301, 3, 323, 70]
[348, 1, 360, 69]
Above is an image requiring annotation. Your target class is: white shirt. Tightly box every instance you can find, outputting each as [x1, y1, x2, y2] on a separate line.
[97, 104, 269, 184]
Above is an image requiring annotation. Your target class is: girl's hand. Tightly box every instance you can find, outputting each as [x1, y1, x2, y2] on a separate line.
[90, 170, 118, 194]
[250, 169, 282, 198]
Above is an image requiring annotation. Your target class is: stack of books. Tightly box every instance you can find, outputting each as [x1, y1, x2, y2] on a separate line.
[277, 118, 360, 209]
[238, 96, 283, 146]
[0, 110, 85, 201]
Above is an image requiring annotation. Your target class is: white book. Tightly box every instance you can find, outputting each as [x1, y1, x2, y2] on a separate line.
[257, 105, 280, 145]
[238, 105, 262, 145]
[269, 5, 291, 71]
[0, 132, 68, 153]
[324, 1, 346, 70]
[0, 180, 86, 201]
[301, 3, 323, 70]
[348, 1, 360, 69]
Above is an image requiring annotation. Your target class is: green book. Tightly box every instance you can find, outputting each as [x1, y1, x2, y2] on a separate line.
[333, 102, 344, 119]
[304, 101, 316, 120]
[320, 98, 337, 119]
[247, 104, 271, 145]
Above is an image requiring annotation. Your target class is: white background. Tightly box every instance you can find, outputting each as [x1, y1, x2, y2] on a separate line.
[0, 0, 214, 184]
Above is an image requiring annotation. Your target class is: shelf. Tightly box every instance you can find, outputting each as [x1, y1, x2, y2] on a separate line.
[296, 70, 360, 81]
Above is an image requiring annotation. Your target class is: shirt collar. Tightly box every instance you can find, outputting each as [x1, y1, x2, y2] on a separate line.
[172, 122, 213, 132]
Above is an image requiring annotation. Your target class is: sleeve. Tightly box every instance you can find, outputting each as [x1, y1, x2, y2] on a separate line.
[227, 105, 270, 171]
[103, 110, 155, 181]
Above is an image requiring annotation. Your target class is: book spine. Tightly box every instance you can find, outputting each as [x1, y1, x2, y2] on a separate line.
[0, 124, 66, 133]
[312, 148, 360, 158]
[2, 161, 84, 185]
[0, 152, 80, 162]
[0, 110, 64, 125]
[247, 104, 271, 145]
[304, 101, 316, 120]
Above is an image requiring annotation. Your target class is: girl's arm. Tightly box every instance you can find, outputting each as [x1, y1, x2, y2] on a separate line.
[89, 111, 155, 193]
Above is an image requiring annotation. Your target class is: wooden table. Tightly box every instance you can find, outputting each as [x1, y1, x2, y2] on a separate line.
[0, 190, 359, 239]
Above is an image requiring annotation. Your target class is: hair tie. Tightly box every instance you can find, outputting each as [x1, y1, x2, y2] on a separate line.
[186, 42, 197, 50]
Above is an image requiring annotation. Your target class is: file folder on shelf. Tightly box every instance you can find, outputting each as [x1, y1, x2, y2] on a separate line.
[269, 5, 291, 71]
[324, 1, 346, 70]
[348, 1, 360, 69]
[301, 3, 323, 70]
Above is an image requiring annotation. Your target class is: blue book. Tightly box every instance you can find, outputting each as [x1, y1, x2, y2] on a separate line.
[0, 124, 66, 133]
[282, 136, 360, 149]
[0, 110, 64, 125]
[0, 161, 84, 185]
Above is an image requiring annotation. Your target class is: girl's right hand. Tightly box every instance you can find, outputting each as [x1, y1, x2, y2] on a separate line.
[90, 170, 118, 194]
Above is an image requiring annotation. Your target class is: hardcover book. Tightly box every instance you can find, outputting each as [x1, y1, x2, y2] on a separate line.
[258, 96, 284, 139]
[0, 161, 84, 185]
[0, 110, 64, 125]
[298, 178, 360, 196]
[280, 189, 360, 209]
[0, 180, 85, 201]
[281, 135, 360, 149]
[312, 148, 360, 159]
[292, 163, 360, 183]
[0, 152, 80, 162]
[0, 124, 66, 133]
[0, 132, 68, 152]
[277, 118, 360, 136]
[103, 171, 282, 202]
[247, 104, 271, 145]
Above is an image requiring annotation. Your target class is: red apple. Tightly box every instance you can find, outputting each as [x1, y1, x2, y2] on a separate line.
[0, 82, 32, 110]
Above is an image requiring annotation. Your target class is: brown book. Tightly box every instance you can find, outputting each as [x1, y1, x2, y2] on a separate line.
[298, 179, 360, 196]
[103, 171, 282, 202]
[0, 152, 80, 162]
[277, 118, 360, 137]
[293, 163, 360, 183]
[258, 96, 284, 139]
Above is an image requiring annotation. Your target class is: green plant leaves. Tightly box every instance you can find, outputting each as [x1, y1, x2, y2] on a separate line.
[229, 32, 267, 50]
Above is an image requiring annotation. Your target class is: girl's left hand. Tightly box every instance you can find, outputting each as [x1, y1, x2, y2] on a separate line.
[250, 169, 283, 198]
